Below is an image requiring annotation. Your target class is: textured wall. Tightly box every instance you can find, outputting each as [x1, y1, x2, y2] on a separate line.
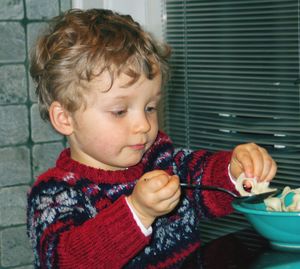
[0, 0, 71, 268]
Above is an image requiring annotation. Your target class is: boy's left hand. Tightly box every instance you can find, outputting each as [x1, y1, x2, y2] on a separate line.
[230, 143, 277, 183]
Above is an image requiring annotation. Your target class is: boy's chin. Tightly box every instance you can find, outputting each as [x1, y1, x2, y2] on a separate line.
[120, 157, 143, 169]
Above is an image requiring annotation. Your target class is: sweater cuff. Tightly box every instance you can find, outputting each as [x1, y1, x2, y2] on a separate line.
[228, 164, 237, 185]
[125, 197, 153, 236]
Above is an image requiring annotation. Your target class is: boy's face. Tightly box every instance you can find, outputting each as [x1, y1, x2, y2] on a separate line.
[68, 71, 162, 170]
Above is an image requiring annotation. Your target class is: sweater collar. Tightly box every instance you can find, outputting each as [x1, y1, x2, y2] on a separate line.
[56, 148, 145, 184]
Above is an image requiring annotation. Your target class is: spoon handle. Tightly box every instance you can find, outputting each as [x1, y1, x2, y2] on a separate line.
[180, 183, 239, 198]
[180, 182, 280, 203]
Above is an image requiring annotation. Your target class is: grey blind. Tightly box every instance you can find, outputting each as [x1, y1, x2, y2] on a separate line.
[163, 0, 300, 243]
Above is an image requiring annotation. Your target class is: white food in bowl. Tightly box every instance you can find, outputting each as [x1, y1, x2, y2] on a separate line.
[264, 187, 300, 212]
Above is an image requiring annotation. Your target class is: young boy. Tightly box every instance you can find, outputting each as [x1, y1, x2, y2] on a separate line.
[27, 9, 277, 269]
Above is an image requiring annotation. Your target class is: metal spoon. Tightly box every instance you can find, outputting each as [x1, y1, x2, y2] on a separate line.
[180, 182, 280, 204]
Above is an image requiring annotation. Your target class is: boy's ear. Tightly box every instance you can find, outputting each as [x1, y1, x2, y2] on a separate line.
[49, 101, 74, 136]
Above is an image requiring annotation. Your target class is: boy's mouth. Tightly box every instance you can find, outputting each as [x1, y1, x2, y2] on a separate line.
[129, 144, 146, 150]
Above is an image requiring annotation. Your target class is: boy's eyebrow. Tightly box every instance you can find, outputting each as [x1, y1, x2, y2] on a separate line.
[149, 91, 162, 101]
[107, 90, 162, 100]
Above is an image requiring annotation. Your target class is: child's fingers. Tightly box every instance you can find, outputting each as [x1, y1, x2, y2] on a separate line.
[232, 149, 254, 178]
[252, 147, 276, 181]
[167, 193, 181, 211]
[234, 143, 273, 179]
[141, 170, 170, 191]
[155, 175, 180, 201]
[260, 157, 277, 182]
[232, 143, 277, 183]
[155, 187, 181, 213]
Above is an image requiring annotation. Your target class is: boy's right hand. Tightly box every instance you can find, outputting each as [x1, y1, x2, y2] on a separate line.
[127, 170, 181, 229]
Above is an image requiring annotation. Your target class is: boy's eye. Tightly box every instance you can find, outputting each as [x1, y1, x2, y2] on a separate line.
[146, 106, 157, 113]
[111, 110, 127, 117]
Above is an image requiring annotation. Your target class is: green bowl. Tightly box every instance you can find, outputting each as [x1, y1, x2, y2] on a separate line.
[232, 200, 300, 252]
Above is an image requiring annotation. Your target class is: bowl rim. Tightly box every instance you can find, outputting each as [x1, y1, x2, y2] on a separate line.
[232, 200, 300, 217]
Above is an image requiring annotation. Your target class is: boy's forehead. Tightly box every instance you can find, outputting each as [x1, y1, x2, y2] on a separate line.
[88, 71, 162, 94]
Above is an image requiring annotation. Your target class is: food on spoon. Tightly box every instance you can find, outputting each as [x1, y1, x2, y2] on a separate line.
[235, 173, 277, 197]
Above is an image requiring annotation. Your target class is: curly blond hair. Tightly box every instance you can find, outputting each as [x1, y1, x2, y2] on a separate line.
[30, 9, 171, 120]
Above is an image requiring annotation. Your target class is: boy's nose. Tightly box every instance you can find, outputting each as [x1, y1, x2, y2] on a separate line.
[133, 113, 151, 133]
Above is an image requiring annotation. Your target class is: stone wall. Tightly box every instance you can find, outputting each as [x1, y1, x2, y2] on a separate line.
[0, 0, 71, 268]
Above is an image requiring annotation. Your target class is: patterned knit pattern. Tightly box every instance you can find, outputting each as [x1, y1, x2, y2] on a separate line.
[27, 131, 235, 269]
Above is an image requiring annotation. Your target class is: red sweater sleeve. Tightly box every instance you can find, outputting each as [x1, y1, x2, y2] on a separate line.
[28, 186, 149, 269]
[55, 196, 149, 268]
[200, 151, 237, 217]
[173, 148, 236, 218]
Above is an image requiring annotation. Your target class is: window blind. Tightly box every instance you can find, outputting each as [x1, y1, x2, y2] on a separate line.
[163, 0, 300, 244]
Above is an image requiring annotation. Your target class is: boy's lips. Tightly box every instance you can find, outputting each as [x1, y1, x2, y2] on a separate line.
[130, 143, 146, 150]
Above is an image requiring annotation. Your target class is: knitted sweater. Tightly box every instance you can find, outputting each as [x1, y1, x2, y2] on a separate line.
[27, 131, 235, 269]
